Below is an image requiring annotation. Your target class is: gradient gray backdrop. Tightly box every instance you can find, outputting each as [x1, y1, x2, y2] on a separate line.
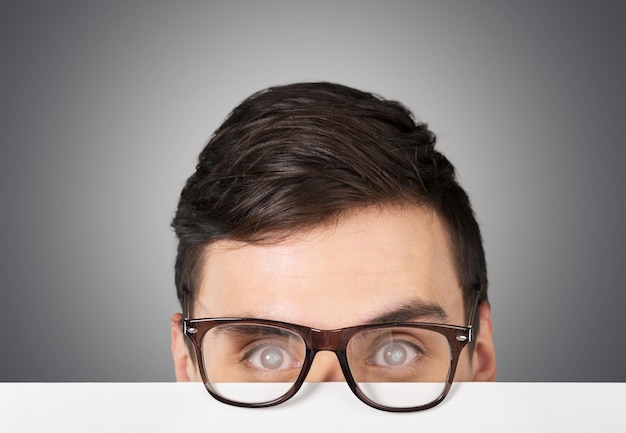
[1, 1, 624, 382]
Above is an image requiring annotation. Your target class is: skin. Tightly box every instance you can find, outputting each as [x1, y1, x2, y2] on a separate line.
[171, 205, 496, 384]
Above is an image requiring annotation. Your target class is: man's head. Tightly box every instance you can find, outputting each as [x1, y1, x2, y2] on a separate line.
[170, 82, 496, 408]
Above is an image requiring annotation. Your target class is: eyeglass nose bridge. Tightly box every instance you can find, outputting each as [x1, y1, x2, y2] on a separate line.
[309, 328, 344, 351]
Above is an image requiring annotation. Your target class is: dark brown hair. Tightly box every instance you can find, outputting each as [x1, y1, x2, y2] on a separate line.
[172, 82, 487, 324]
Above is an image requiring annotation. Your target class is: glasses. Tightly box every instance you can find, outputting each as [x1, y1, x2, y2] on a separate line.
[183, 288, 481, 412]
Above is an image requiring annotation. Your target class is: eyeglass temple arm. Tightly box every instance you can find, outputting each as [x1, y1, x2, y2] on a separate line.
[182, 289, 191, 320]
[467, 284, 484, 329]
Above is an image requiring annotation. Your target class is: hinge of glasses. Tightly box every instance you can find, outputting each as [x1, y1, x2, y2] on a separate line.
[187, 326, 198, 334]
[456, 327, 472, 342]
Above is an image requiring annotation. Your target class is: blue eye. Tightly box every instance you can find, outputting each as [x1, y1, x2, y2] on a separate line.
[245, 343, 301, 371]
[367, 340, 421, 368]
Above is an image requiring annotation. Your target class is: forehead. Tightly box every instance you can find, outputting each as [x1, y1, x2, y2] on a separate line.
[195, 205, 464, 328]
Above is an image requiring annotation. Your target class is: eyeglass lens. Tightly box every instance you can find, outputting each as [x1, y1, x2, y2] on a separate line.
[200, 323, 452, 409]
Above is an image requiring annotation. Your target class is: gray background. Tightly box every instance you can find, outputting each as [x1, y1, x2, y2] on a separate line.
[1, 1, 624, 382]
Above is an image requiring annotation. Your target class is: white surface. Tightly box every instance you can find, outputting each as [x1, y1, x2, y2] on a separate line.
[1, 382, 623, 432]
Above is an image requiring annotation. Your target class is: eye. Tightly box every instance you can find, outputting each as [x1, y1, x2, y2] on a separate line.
[366, 340, 422, 368]
[244, 343, 301, 371]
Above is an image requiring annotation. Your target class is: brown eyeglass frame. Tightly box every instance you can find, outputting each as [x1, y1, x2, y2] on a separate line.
[183, 286, 482, 413]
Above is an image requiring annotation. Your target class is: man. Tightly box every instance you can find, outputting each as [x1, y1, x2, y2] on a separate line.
[170, 82, 496, 412]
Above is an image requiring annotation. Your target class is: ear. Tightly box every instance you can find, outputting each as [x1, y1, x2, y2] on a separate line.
[471, 302, 497, 381]
[171, 313, 194, 382]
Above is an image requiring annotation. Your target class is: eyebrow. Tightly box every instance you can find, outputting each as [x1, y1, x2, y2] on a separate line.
[202, 298, 449, 330]
[365, 299, 449, 324]
[213, 324, 295, 339]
